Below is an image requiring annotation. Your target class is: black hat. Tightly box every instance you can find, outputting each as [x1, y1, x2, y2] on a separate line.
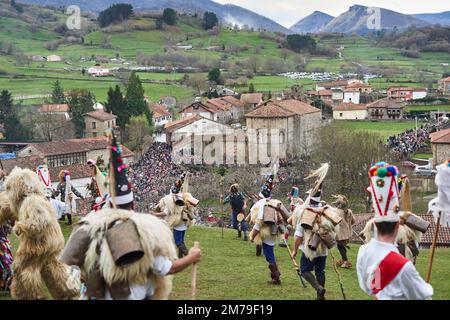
[309, 183, 322, 206]
[109, 132, 133, 206]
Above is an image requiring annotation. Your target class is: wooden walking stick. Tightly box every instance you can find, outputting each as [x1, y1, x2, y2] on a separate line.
[329, 249, 347, 300]
[220, 176, 224, 239]
[107, 130, 117, 209]
[283, 236, 307, 288]
[191, 241, 200, 300]
[426, 212, 441, 283]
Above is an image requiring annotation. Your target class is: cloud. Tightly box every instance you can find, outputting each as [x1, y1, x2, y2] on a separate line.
[214, 0, 450, 28]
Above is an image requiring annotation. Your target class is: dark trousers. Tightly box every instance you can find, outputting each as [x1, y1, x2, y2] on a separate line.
[173, 229, 185, 246]
[337, 240, 348, 261]
[262, 243, 276, 264]
[300, 253, 326, 278]
[231, 211, 248, 232]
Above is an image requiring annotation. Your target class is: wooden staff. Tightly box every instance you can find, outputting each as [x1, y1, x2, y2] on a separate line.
[220, 176, 224, 239]
[283, 237, 306, 288]
[191, 241, 200, 300]
[426, 212, 441, 283]
[107, 131, 117, 209]
[329, 249, 347, 300]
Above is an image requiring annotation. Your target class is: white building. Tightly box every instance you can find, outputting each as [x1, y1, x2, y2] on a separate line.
[88, 66, 111, 77]
[333, 103, 367, 120]
[343, 88, 360, 104]
[46, 55, 62, 62]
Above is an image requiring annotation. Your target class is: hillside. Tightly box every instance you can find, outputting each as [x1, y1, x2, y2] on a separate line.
[413, 11, 450, 26]
[289, 11, 334, 34]
[18, 0, 292, 33]
[321, 4, 430, 35]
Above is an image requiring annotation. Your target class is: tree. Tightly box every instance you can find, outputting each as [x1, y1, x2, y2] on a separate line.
[248, 83, 255, 93]
[203, 12, 218, 30]
[98, 3, 133, 28]
[162, 8, 177, 25]
[155, 19, 164, 30]
[286, 34, 316, 53]
[51, 80, 65, 104]
[10, 0, 23, 13]
[125, 114, 152, 156]
[126, 72, 147, 117]
[105, 85, 129, 128]
[67, 89, 95, 138]
[0, 90, 30, 141]
[208, 68, 221, 83]
[186, 74, 207, 94]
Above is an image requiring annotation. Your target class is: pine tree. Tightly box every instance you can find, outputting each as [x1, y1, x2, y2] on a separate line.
[105, 85, 129, 128]
[0, 90, 31, 141]
[51, 80, 66, 104]
[67, 89, 95, 138]
[126, 72, 146, 117]
[249, 83, 255, 93]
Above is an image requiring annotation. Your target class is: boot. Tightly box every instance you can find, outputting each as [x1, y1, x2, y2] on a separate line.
[268, 263, 281, 285]
[237, 229, 242, 238]
[303, 271, 325, 300]
[256, 245, 262, 256]
[59, 214, 66, 222]
[177, 243, 188, 258]
[317, 274, 326, 300]
[67, 214, 72, 226]
[243, 231, 248, 241]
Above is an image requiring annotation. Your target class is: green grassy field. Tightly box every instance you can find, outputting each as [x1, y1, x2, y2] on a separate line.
[1, 223, 448, 300]
[405, 105, 450, 112]
[336, 120, 424, 139]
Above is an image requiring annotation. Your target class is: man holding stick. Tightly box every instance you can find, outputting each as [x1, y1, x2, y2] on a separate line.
[356, 162, 433, 300]
[223, 184, 248, 241]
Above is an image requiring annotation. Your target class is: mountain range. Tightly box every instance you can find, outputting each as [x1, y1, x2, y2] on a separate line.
[16, 1, 450, 34]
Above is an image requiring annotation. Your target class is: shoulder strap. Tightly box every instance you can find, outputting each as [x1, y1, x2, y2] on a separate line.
[371, 251, 409, 295]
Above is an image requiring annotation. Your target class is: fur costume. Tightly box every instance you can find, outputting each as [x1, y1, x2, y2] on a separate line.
[155, 193, 198, 229]
[1, 167, 80, 300]
[291, 204, 340, 261]
[332, 195, 355, 241]
[61, 208, 177, 299]
[360, 211, 424, 261]
[248, 199, 288, 246]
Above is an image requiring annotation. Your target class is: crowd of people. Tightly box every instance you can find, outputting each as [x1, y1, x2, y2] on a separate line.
[129, 143, 183, 211]
[386, 119, 448, 158]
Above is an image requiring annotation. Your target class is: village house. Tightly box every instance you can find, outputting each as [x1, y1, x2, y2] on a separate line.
[149, 103, 172, 143]
[83, 110, 117, 138]
[245, 99, 322, 157]
[343, 87, 361, 104]
[387, 87, 427, 102]
[366, 98, 404, 120]
[333, 103, 367, 120]
[46, 54, 62, 62]
[159, 96, 177, 108]
[345, 82, 373, 93]
[240, 93, 263, 109]
[438, 77, 450, 96]
[315, 80, 350, 91]
[39, 103, 70, 120]
[87, 65, 111, 77]
[180, 96, 244, 124]
[430, 128, 450, 167]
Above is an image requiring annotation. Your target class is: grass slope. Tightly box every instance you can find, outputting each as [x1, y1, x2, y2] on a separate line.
[2, 222, 449, 300]
[336, 120, 424, 139]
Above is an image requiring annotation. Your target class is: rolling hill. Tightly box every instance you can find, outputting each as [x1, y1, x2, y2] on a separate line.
[289, 11, 334, 34]
[412, 11, 450, 26]
[321, 4, 430, 34]
[17, 0, 292, 33]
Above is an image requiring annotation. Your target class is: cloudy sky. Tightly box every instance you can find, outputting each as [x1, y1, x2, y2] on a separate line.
[213, 0, 450, 28]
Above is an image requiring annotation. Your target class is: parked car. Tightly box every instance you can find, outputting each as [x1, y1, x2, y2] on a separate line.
[414, 165, 437, 177]
[400, 161, 417, 169]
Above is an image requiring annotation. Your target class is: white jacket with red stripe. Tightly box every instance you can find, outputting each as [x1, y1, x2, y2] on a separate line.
[357, 239, 433, 300]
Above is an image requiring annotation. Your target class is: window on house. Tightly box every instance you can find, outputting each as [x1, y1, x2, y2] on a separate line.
[92, 122, 96, 129]
[340, 113, 343, 117]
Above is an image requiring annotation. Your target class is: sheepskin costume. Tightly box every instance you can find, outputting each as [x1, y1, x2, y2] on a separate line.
[291, 204, 340, 260]
[61, 208, 177, 300]
[1, 167, 80, 300]
[361, 211, 426, 261]
[248, 199, 287, 246]
[155, 193, 197, 229]
[332, 195, 355, 242]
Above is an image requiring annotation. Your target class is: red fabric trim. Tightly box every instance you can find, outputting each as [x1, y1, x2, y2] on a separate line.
[371, 251, 409, 294]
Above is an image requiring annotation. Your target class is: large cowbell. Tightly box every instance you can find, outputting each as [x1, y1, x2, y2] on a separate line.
[106, 219, 144, 267]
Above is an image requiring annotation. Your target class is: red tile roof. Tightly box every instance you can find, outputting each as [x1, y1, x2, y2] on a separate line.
[84, 110, 117, 121]
[39, 104, 69, 113]
[438, 76, 450, 83]
[317, 80, 348, 88]
[164, 114, 204, 132]
[245, 99, 320, 118]
[318, 90, 333, 96]
[366, 98, 403, 109]
[430, 128, 450, 144]
[346, 83, 371, 89]
[24, 137, 133, 157]
[334, 103, 367, 111]
[149, 103, 171, 118]
[2, 156, 92, 180]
